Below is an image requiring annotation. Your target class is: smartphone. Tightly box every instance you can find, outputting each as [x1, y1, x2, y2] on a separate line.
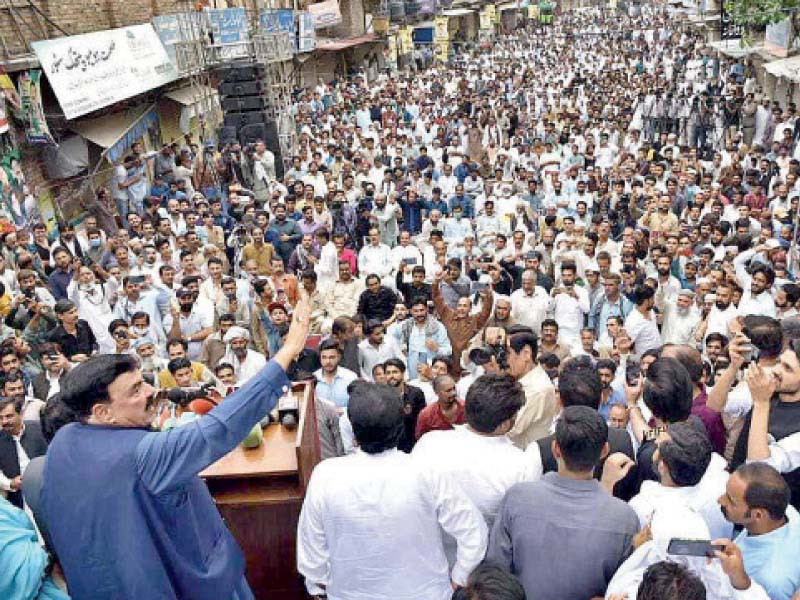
[402, 257, 418, 266]
[471, 281, 489, 293]
[625, 359, 641, 386]
[667, 538, 721, 558]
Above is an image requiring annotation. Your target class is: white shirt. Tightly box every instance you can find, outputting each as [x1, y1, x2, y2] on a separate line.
[549, 286, 590, 345]
[358, 243, 393, 278]
[359, 336, 404, 381]
[660, 304, 701, 346]
[315, 241, 339, 294]
[0, 424, 30, 492]
[762, 430, 800, 473]
[412, 425, 543, 527]
[624, 309, 662, 359]
[510, 286, 550, 335]
[297, 448, 488, 599]
[223, 348, 267, 385]
[629, 453, 733, 541]
[705, 304, 738, 340]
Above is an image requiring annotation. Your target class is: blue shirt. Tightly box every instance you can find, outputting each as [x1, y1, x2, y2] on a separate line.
[426, 198, 449, 215]
[42, 360, 288, 600]
[449, 195, 474, 218]
[736, 507, 800, 600]
[392, 319, 452, 376]
[598, 386, 626, 421]
[314, 366, 358, 408]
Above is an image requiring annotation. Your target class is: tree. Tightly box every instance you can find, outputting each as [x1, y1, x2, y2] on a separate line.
[724, 0, 800, 34]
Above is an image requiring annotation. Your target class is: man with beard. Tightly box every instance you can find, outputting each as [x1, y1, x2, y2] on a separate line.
[717, 462, 800, 600]
[242, 227, 275, 277]
[695, 281, 738, 343]
[166, 287, 214, 361]
[654, 255, 681, 303]
[267, 204, 303, 265]
[657, 288, 701, 345]
[487, 295, 516, 330]
[732, 346, 800, 511]
[734, 262, 777, 318]
[357, 274, 397, 324]
[391, 297, 451, 377]
[0, 395, 48, 508]
[433, 271, 492, 376]
[359, 320, 403, 381]
[1, 371, 43, 421]
[222, 327, 267, 385]
[775, 283, 800, 319]
[41, 298, 310, 600]
[315, 339, 358, 410]
[383, 358, 426, 453]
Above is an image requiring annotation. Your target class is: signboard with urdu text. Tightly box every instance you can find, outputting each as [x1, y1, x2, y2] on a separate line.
[31, 24, 179, 120]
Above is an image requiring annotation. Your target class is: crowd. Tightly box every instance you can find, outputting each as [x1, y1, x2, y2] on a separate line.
[4, 1, 800, 599]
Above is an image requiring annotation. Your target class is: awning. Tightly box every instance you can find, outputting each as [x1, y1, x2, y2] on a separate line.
[498, 2, 520, 11]
[164, 85, 219, 106]
[70, 104, 159, 163]
[764, 55, 800, 82]
[706, 39, 763, 58]
[315, 33, 377, 51]
[442, 7, 475, 16]
[689, 13, 719, 23]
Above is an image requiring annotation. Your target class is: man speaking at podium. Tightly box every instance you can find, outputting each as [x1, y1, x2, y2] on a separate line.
[41, 297, 312, 600]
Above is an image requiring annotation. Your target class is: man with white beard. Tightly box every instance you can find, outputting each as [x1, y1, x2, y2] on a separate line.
[222, 327, 267, 385]
[657, 288, 701, 345]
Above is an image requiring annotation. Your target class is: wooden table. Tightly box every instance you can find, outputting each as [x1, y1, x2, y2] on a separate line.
[202, 381, 320, 600]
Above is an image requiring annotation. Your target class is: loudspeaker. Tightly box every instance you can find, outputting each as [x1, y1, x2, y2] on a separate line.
[222, 96, 265, 112]
[216, 63, 259, 83]
[217, 126, 238, 145]
[239, 123, 268, 146]
[224, 111, 269, 129]
[219, 81, 261, 96]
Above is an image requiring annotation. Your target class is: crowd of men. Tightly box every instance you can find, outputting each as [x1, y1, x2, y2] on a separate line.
[4, 1, 800, 599]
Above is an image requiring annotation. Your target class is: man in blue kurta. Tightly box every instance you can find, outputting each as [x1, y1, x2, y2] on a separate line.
[40, 297, 311, 600]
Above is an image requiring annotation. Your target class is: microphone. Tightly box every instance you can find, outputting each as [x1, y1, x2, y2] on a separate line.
[167, 385, 215, 407]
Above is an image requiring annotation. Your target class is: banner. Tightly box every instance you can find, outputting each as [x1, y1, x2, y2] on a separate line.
[480, 8, 493, 29]
[297, 11, 316, 52]
[435, 16, 449, 41]
[416, 0, 435, 14]
[387, 35, 398, 63]
[206, 8, 249, 44]
[765, 18, 792, 57]
[151, 14, 182, 68]
[435, 40, 449, 62]
[18, 70, 53, 145]
[31, 24, 179, 120]
[206, 7, 250, 58]
[308, 0, 343, 29]
[399, 26, 413, 54]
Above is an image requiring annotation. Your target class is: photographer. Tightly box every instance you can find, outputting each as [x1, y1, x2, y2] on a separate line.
[5, 270, 56, 348]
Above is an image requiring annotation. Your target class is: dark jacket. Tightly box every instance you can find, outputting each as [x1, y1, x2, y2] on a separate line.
[47, 319, 98, 360]
[357, 286, 397, 322]
[0, 420, 48, 507]
[536, 426, 637, 501]
[396, 271, 432, 307]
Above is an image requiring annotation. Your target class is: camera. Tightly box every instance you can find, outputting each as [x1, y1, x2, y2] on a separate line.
[469, 343, 509, 370]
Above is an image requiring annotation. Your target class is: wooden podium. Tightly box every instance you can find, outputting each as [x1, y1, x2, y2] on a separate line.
[202, 381, 320, 600]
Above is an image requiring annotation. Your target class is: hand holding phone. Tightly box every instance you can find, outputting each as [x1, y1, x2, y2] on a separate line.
[667, 538, 722, 558]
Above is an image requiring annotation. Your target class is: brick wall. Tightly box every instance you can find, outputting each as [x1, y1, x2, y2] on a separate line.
[0, 0, 187, 62]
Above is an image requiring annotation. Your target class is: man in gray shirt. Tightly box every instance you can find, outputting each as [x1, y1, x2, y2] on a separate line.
[486, 405, 639, 600]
